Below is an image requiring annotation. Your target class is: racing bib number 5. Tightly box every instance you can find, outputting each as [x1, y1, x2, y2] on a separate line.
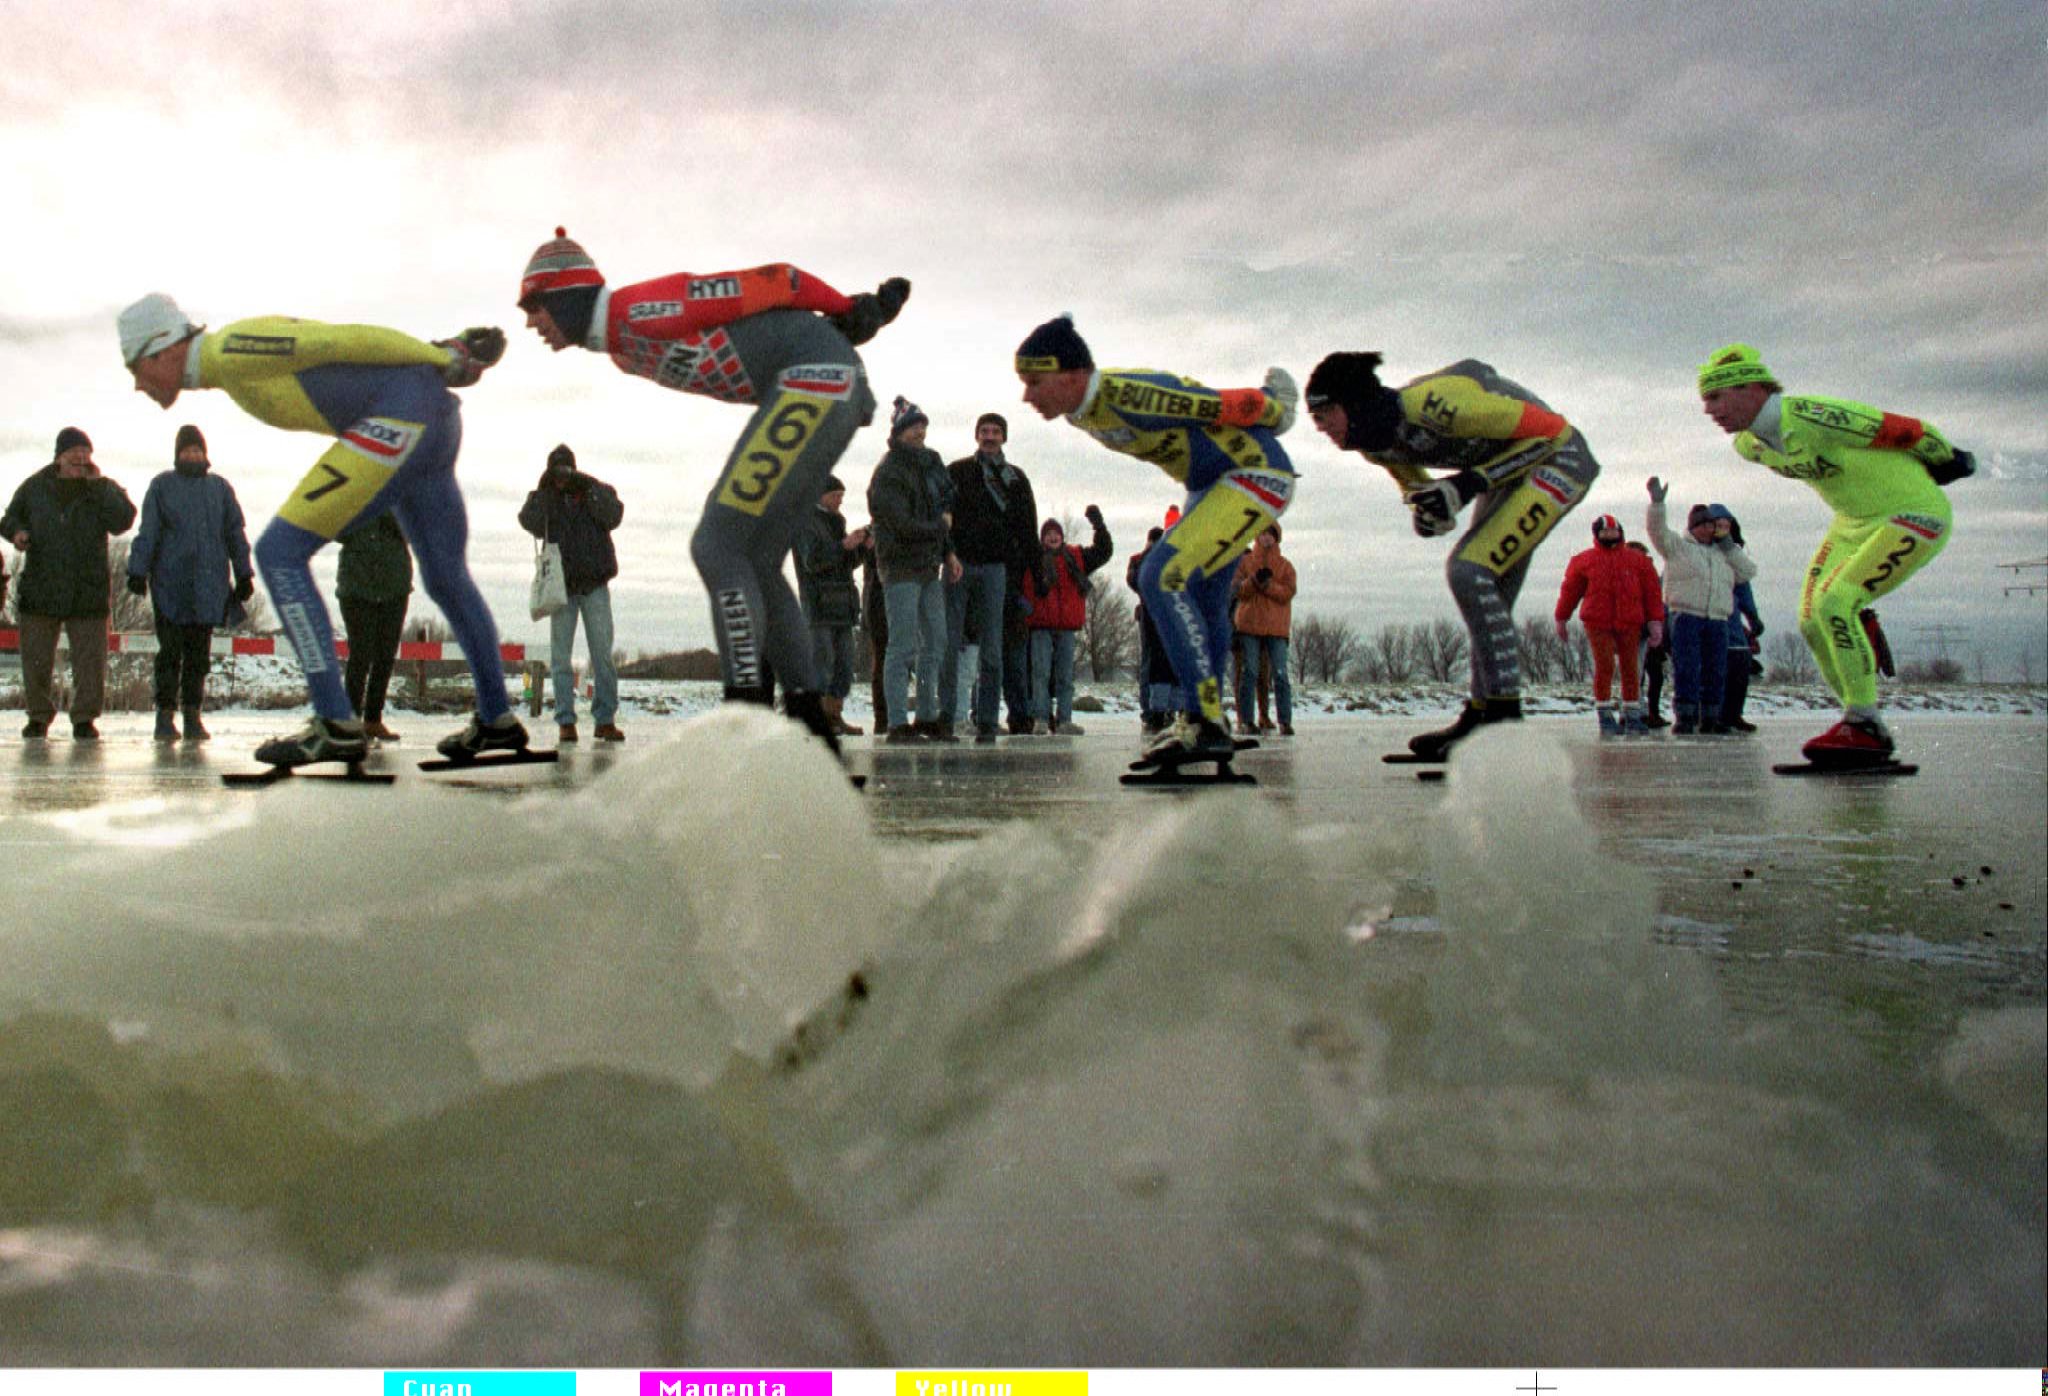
[716, 391, 831, 516]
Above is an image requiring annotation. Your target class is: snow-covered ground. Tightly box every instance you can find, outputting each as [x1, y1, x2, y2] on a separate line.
[23, 650, 2044, 728]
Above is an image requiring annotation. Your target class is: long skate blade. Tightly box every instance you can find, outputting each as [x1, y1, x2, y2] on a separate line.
[417, 749, 561, 772]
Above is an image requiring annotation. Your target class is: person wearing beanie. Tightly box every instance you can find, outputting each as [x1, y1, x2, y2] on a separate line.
[519, 442, 626, 744]
[1644, 477, 1757, 735]
[1016, 314, 1299, 769]
[118, 289, 523, 769]
[1307, 349, 1602, 762]
[1, 428, 137, 740]
[126, 423, 256, 742]
[1697, 343, 1971, 768]
[793, 474, 870, 736]
[867, 395, 960, 743]
[1705, 504, 1767, 734]
[1554, 512, 1665, 736]
[1019, 505, 1114, 734]
[516, 227, 912, 757]
[945, 408, 1040, 739]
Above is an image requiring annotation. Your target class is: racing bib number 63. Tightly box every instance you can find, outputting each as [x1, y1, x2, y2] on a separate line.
[716, 391, 832, 516]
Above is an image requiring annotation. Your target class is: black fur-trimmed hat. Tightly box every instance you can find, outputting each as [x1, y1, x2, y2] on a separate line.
[1304, 352, 1385, 411]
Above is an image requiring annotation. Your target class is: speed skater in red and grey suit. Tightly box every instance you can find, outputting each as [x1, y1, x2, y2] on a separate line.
[1306, 351, 1601, 760]
[518, 228, 909, 750]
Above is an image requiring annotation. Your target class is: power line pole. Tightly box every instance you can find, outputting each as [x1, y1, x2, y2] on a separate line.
[1998, 557, 2047, 597]
[1912, 623, 1967, 659]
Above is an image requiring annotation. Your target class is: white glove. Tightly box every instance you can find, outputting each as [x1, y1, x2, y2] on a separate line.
[1263, 366, 1298, 434]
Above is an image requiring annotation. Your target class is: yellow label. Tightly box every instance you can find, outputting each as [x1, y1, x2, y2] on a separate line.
[896, 1375, 1086, 1396]
[715, 390, 833, 517]
[276, 437, 402, 540]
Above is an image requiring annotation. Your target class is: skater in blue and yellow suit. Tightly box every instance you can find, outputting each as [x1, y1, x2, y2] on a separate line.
[118, 292, 523, 768]
[1015, 315, 1297, 762]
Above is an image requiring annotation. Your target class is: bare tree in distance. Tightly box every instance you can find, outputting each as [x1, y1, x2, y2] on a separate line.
[1358, 622, 1415, 684]
[105, 538, 153, 634]
[1900, 656, 1965, 684]
[1765, 630, 1817, 685]
[1556, 623, 1591, 684]
[1517, 616, 1559, 684]
[1079, 574, 1137, 680]
[1293, 612, 1362, 685]
[1413, 617, 1470, 682]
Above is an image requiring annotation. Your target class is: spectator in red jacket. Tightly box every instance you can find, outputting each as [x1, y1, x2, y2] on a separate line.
[1021, 508, 1114, 734]
[1555, 513, 1665, 736]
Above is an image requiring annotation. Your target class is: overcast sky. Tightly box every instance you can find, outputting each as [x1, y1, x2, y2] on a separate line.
[5, 1, 2044, 677]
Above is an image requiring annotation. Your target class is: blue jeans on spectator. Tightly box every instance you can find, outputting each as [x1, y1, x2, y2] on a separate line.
[1235, 633, 1292, 727]
[883, 575, 947, 728]
[551, 585, 617, 725]
[1668, 611, 1729, 716]
[811, 623, 855, 700]
[946, 561, 1008, 730]
[1029, 629, 1077, 724]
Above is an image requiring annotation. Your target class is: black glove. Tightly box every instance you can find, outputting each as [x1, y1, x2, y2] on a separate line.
[1408, 470, 1479, 537]
[1084, 503, 1105, 527]
[234, 576, 255, 603]
[1254, 567, 1273, 587]
[829, 277, 912, 347]
[126, 574, 147, 597]
[436, 327, 505, 387]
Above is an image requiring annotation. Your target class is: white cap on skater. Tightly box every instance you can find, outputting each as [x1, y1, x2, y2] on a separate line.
[118, 292, 203, 368]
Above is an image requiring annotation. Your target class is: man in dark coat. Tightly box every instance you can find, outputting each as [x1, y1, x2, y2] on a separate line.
[519, 443, 626, 742]
[945, 411, 1039, 740]
[2, 427, 137, 740]
[867, 396, 960, 742]
[126, 424, 255, 741]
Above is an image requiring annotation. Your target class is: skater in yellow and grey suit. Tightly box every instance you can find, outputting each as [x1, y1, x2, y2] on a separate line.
[1306, 351, 1599, 759]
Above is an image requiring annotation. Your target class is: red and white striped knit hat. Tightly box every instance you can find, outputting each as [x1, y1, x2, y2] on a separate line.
[518, 228, 605, 308]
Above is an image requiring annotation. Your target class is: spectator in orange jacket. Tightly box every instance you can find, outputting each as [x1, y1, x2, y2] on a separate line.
[1021, 507, 1114, 733]
[1555, 512, 1665, 736]
[1231, 524, 1297, 735]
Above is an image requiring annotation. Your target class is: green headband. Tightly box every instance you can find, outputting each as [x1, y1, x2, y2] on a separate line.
[1698, 343, 1775, 395]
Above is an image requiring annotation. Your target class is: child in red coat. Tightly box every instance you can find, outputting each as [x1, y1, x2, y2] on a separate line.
[1555, 513, 1665, 735]
[1020, 508, 1115, 733]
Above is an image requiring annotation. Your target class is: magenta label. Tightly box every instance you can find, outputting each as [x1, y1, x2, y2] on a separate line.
[641, 1376, 830, 1396]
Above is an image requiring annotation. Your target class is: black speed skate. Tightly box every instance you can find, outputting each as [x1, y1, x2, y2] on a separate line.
[1387, 696, 1524, 764]
[418, 713, 556, 771]
[225, 717, 392, 787]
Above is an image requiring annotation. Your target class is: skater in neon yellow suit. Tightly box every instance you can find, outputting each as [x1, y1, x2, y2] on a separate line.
[1698, 343, 1973, 767]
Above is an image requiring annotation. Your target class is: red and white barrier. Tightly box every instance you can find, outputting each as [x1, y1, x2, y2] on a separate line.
[0, 629, 525, 663]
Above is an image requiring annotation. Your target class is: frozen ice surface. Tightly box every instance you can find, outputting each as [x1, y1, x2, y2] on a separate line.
[0, 710, 2040, 1366]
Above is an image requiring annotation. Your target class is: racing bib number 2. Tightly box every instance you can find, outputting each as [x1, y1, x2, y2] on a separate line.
[716, 390, 832, 516]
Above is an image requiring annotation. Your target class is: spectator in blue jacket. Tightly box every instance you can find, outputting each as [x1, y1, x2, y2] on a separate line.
[127, 425, 255, 741]
[519, 444, 625, 743]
